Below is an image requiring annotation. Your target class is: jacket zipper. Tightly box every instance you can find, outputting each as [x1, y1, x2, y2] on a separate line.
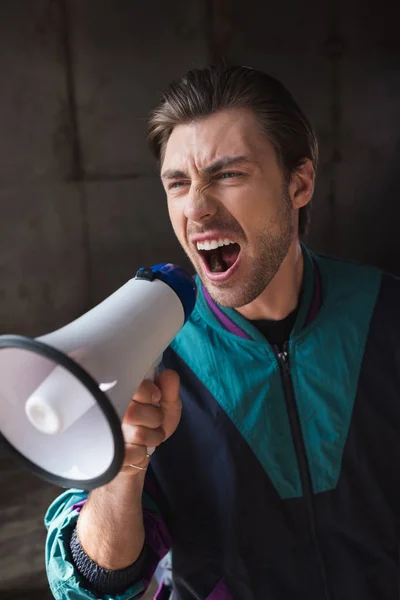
[274, 342, 332, 600]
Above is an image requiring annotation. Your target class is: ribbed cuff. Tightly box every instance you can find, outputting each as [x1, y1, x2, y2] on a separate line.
[69, 525, 147, 595]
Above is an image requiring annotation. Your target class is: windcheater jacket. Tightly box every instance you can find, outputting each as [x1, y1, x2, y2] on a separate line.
[45, 246, 400, 600]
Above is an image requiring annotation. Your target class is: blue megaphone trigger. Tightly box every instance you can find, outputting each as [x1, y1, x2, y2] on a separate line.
[135, 263, 197, 323]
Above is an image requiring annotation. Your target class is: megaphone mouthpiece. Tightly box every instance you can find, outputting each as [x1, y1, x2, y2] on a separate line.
[25, 396, 61, 435]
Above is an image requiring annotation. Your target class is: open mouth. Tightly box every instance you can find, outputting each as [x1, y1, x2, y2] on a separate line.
[196, 239, 241, 275]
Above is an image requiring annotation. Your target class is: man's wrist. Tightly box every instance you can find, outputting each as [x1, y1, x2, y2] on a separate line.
[70, 525, 148, 594]
[76, 481, 145, 569]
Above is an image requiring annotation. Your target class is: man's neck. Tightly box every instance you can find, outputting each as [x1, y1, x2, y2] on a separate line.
[237, 241, 304, 322]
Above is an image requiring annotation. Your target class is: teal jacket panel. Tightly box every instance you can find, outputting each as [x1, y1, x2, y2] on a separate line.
[171, 248, 382, 498]
[289, 254, 382, 494]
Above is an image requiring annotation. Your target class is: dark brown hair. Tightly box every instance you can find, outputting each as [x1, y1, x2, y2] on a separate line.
[147, 65, 318, 236]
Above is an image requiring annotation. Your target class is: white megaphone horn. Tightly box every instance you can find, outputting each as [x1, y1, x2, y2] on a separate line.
[0, 263, 196, 490]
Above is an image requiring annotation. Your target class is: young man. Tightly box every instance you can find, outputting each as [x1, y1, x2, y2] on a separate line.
[45, 66, 400, 600]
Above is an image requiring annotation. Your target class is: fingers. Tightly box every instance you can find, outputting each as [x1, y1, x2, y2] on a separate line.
[119, 369, 181, 476]
[123, 401, 163, 429]
[157, 370, 180, 408]
[120, 418, 164, 472]
[133, 379, 161, 406]
[157, 370, 182, 440]
[121, 422, 165, 447]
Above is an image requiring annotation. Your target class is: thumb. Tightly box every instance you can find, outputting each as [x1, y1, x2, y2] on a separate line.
[157, 369, 182, 441]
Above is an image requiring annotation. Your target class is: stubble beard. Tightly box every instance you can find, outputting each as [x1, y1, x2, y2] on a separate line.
[200, 189, 295, 308]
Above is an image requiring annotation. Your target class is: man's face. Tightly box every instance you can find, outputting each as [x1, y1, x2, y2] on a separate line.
[161, 108, 297, 308]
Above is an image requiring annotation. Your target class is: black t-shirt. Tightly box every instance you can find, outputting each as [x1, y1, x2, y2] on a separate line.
[252, 308, 297, 349]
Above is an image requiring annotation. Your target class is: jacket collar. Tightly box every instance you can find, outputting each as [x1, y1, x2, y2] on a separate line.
[195, 245, 321, 342]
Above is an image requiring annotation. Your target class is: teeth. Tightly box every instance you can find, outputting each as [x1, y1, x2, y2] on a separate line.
[196, 238, 235, 251]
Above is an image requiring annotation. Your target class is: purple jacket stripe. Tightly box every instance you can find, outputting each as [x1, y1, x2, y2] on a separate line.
[71, 500, 86, 513]
[153, 580, 171, 599]
[205, 580, 233, 600]
[204, 261, 321, 338]
[141, 509, 171, 587]
[202, 286, 252, 340]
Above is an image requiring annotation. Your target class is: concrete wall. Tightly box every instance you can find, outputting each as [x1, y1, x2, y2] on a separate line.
[0, 0, 204, 338]
[0, 1, 399, 598]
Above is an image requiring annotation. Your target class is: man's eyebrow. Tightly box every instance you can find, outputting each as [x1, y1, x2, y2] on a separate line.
[161, 168, 188, 180]
[203, 155, 254, 175]
[161, 156, 254, 180]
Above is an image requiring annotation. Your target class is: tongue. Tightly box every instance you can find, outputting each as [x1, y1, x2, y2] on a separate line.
[220, 243, 240, 268]
[210, 252, 225, 272]
[209, 244, 240, 273]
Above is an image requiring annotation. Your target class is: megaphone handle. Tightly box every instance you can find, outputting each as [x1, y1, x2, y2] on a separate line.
[144, 356, 162, 456]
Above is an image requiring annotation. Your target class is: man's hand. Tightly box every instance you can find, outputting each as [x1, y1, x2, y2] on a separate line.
[76, 369, 181, 571]
[120, 369, 182, 472]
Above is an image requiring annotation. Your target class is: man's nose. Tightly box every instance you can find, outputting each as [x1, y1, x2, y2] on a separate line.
[183, 184, 218, 223]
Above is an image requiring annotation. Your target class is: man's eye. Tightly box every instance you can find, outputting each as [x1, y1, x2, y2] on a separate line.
[169, 181, 187, 190]
[218, 172, 242, 180]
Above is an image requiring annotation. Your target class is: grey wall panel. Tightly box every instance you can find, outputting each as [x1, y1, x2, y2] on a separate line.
[0, 451, 58, 597]
[335, 56, 400, 269]
[0, 1, 73, 183]
[69, 0, 208, 178]
[84, 177, 190, 305]
[333, 0, 400, 271]
[0, 182, 86, 337]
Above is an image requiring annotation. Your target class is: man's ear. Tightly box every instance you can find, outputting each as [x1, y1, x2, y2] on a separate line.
[288, 159, 315, 209]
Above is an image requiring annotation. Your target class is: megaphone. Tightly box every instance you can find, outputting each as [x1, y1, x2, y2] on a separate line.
[0, 263, 196, 490]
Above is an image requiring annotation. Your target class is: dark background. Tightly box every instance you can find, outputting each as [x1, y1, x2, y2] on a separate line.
[0, 1, 399, 598]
